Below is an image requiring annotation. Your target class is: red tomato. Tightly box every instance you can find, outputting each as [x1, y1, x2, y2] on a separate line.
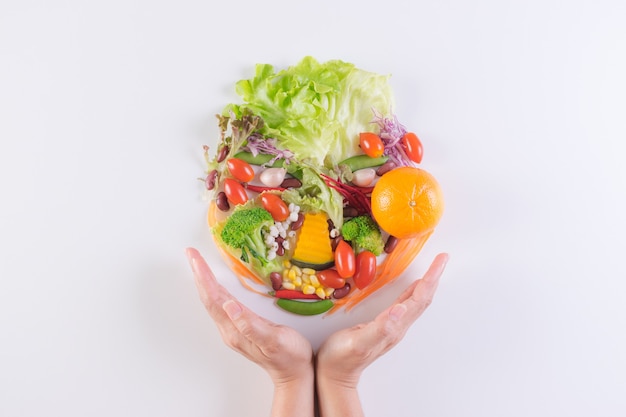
[227, 158, 255, 182]
[354, 250, 377, 289]
[401, 132, 423, 164]
[317, 269, 346, 289]
[223, 178, 248, 205]
[260, 193, 289, 222]
[359, 132, 385, 158]
[334, 240, 355, 278]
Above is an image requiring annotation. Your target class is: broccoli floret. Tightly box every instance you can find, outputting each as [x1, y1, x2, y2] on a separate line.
[341, 215, 385, 255]
[220, 206, 274, 266]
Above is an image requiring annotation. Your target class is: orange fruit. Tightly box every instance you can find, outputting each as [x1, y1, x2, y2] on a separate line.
[371, 167, 444, 239]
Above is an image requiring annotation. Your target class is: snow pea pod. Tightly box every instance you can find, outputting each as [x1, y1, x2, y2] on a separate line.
[339, 154, 388, 172]
[233, 151, 285, 167]
[276, 298, 334, 316]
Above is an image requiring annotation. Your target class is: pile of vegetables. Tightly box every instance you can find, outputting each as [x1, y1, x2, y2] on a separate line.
[203, 57, 430, 315]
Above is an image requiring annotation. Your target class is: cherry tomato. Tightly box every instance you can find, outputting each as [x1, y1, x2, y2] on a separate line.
[317, 269, 346, 289]
[227, 158, 255, 182]
[260, 193, 289, 222]
[223, 178, 248, 206]
[353, 250, 377, 289]
[334, 240, 355, 278]
[401, 132, 423, 164]
[359, 132, 385, 158]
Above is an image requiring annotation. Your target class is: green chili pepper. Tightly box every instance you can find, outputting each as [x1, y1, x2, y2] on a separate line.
[276, 298, 334, 316]
[339, 154, 388, 172]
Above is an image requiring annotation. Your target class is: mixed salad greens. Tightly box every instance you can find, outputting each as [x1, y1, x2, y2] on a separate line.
[203, 57, 426, 315]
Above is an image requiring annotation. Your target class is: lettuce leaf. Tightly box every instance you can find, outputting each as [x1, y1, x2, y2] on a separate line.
[225, 56, 395, 167]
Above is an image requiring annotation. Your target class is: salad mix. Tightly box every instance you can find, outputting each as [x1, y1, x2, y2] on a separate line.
[202, 57, 442, 315]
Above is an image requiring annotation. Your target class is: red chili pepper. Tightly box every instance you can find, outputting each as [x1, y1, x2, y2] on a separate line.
[273, 290, 320, 300]
[245, 184, 287, 193]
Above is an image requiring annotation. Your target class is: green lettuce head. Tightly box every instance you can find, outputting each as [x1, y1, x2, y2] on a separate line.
[225, 56, 395, 167]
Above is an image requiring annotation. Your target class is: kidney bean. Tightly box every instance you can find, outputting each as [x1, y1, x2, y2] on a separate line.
[376, 160, 396, 176]
[327, 218, 335, 231]
[290, 212, 305, 231]
[343, 207, 359, 218]
[280, 178, 302, 188]
[217, 145, 229, 162]
[384, 235, 399, 253]
[269, 272, 282, 291]
[332, 282, 351, 299]
[205, 169, 218, 190]
[331, 236, 343, 251]
[216, 191, 230, 211]
[276, 245, 285, 256]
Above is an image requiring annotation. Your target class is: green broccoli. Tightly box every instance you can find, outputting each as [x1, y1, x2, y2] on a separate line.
[341, 215, 385, 255]
[220, 206, 274, 266]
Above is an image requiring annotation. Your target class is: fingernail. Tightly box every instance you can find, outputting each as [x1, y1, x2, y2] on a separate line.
[389, 303, 407, 321]
[223, 300, 243, 320]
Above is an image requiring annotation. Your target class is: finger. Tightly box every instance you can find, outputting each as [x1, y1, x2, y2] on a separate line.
[222, 299, 282, 357]
[390, 252, 449, 325]
[185, 247, 233, 317]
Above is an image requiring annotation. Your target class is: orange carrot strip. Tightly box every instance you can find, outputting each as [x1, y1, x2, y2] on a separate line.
[338, 231, 433, 312]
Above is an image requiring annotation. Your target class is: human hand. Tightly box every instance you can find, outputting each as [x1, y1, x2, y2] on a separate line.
[185, 247, 314, 387]
[315, 253, 448, 415]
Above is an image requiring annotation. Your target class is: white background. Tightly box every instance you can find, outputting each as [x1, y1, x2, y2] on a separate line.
[1, 0, 625, 416]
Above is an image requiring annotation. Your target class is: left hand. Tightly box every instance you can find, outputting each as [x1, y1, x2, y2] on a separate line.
[186, 247, 314, 385]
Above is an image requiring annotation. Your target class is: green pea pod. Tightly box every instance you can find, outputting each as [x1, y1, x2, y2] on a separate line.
[276, 298, 334, 316]
[339, 154, 388, 172]
[233, 151, 285, 167]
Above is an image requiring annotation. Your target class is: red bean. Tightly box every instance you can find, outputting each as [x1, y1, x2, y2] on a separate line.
[290, 212, 305, 231]
[269, 272, 282, 291]
[376, 160, 396, 176]
[217, 145, 229, 162]
[205, 169, 218, 190]
[384, 235, 399, 253]
[216, 191, 230, 211]
[280, 178, 302, 188]
[332, 282, 351, 299]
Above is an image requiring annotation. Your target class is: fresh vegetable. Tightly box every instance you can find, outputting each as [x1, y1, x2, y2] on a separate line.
[359, 132, 384, 158]
[353, 250, 377, 289]
[281, 167, 343, 229]
[260, 193, 289, 222]
[218, 205, 279, 276]
[233, 151, 285, 168]
[259, 167, 287, 187]
[340, 215, 385, 255]
[225, 56, 395, 167]
[334, 240, 355, 278]
[291, 213, 335, 270]
[223, 178, 248, 206]
[401, 132, 423, 164]
[202, 57, 441, 315]
[339, 154, 389, 173]
[276, 298, 334, 316]
[273, 289, 320, 300]
[227, 158, 255, 182]
[317, 269, 346, 289]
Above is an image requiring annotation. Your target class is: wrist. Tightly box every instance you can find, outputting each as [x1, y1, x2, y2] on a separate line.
[271, 369, 315, 417]
[315, 371, 363, 417]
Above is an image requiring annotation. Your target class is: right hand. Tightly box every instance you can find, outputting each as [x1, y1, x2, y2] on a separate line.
[316, 253, 449, 388]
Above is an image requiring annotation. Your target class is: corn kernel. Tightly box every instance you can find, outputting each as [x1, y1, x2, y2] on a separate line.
[282, 269, 289, 280]
[324, 287, 335, 297]
[315, 287, 326, 299]
[302, 267, 316, 275]
[293, 276, 302, 287]
[282, 281, 296, 290]
[283, 260, 291, 268]
[301, 274, 311, 284]
[302, 284, 316, 295]
[291, 265, 302, 275]
[309, 275, 320, 287]
[288, 269, 297, 281]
